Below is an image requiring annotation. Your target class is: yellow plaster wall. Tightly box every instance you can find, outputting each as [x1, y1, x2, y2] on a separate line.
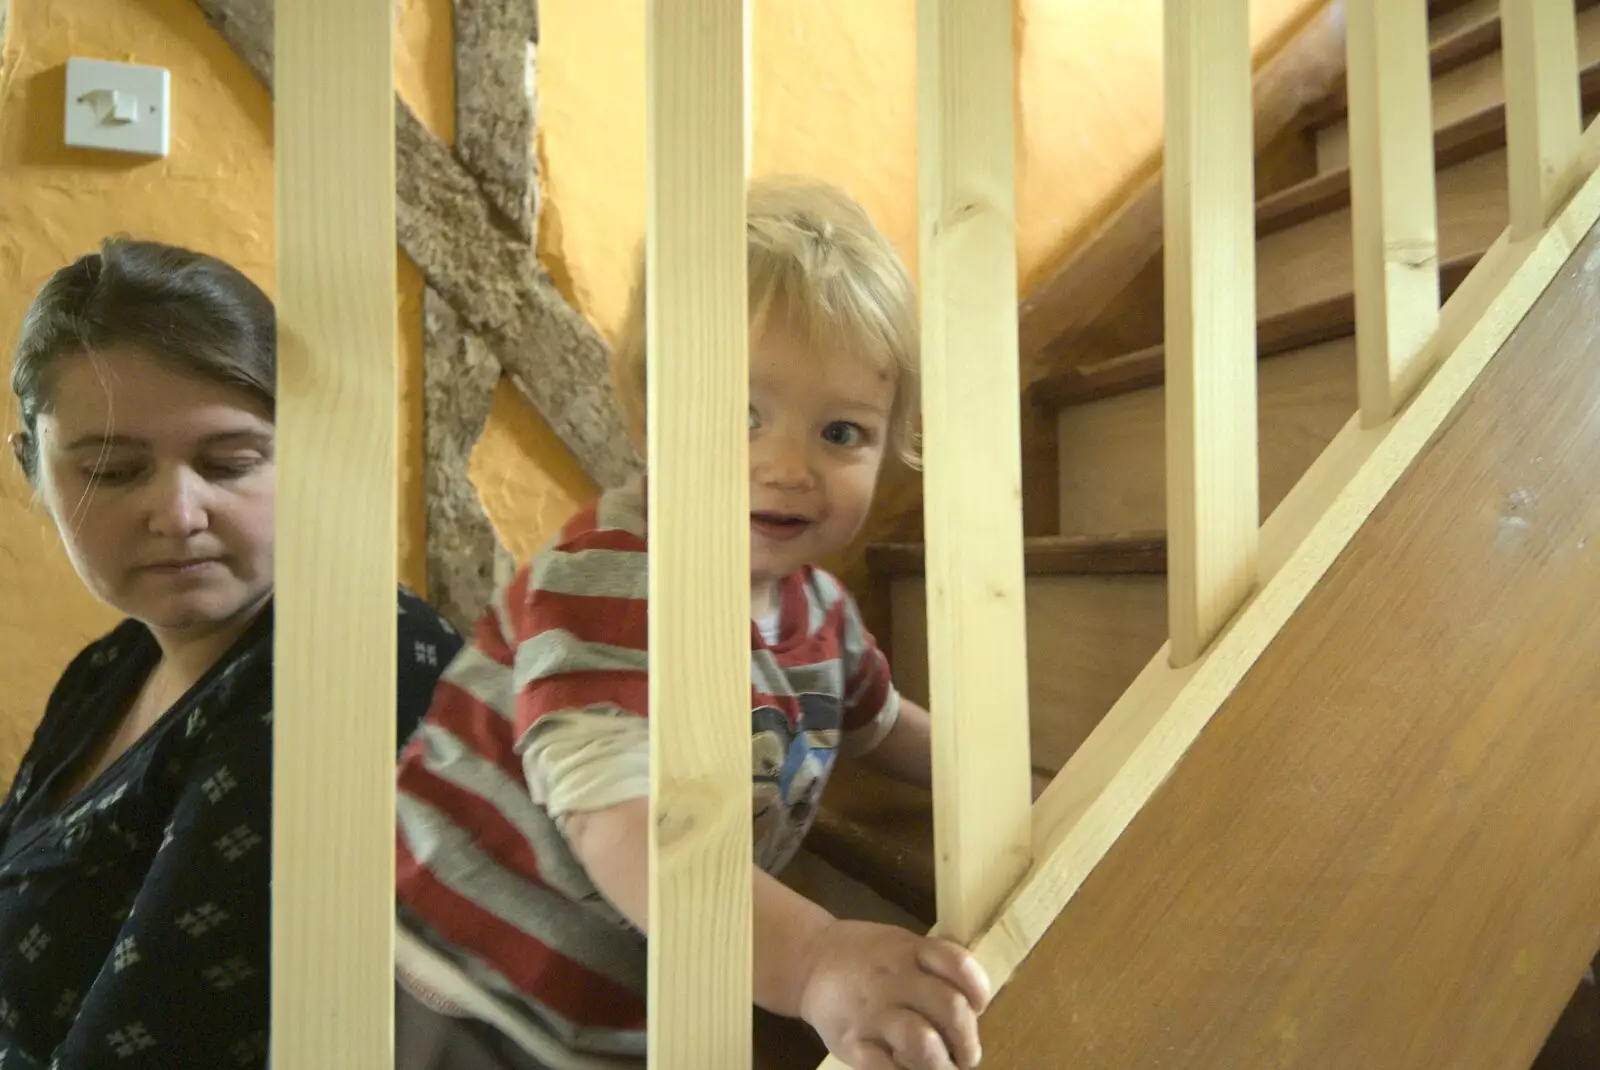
[0, 0, 460, 786]
[513, 0, 1328, 634]
[530, 0, 1326, 341]
[0, 0, 1330, 789]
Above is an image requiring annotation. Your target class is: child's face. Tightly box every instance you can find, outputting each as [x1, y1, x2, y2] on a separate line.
[748, 325, 896, 590]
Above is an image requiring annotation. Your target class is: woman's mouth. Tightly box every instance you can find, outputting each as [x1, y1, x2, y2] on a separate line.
[144, 558, 223, 576]
[751, 512, 813, 542]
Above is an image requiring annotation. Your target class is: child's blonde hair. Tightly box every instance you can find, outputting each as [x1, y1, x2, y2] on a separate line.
[611, 176, 921, 468]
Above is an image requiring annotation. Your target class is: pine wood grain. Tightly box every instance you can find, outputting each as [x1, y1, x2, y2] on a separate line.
[1504, 0, 1584, 238]
[1163, 0, 1261, 666]
[1016, 1, 1348, 386]
[975, 197, 1600, 1070]
[1346, 0, 1442, 423]
[645, 2, 753, 1065]
[270, 0, 398, 1064]
[917, 0, 1034, 943]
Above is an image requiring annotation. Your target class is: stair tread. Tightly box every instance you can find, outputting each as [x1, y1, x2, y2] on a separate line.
[808, 761, 1058, 928]
[807, 762, 937, 925]
[1029, 67, 1600, 414]
[1263, 60, 1600, 239]
[867, 532, 1168, 577]
[1030, 249, 1481, 410]
[1301, 0, 1600, 133]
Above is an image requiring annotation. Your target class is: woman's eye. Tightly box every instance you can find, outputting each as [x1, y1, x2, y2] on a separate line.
[822, 422, 865, 447]
[85, 466, 140, 485]
[748, 408, 760, 430]
[203, 456, 265, 480]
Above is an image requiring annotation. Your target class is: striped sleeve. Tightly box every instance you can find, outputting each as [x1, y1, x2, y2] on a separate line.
[834, 578, 901, 757]
[506, 526, 654, 817]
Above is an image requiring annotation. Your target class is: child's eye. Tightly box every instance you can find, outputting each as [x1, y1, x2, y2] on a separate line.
[748, 407, 760, 430]
[822, 422, 866, 447]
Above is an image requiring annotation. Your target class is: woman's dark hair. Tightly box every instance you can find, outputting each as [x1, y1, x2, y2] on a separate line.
[9, 237, 276, 481]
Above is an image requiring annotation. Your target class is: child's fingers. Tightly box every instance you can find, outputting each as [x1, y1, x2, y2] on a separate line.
[916, 938, 993, 1013]
[898, 973, 983, 1068]
[842, 1038, 906, 1070]
[876, 1006, 961, 1070]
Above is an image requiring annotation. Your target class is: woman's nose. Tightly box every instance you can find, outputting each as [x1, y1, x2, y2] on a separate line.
[144, 467, 209, 538]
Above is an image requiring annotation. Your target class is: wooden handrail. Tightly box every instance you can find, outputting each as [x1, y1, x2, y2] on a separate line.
[262, 1, 1600, 1064]
[960, 117, 1600, 1057]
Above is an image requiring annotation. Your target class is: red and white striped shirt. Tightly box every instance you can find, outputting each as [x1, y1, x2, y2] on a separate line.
[394, 478, 899, 1066]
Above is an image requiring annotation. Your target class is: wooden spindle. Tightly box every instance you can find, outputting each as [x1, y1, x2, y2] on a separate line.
[1163, 0, 1260, 668]
[1346, 0, 1441, 425]
[271, 0, 398, 1064]
[918, 0, 1034, 944]
[1502, 0, 1584, 240]
[645, 1, 753, 1066]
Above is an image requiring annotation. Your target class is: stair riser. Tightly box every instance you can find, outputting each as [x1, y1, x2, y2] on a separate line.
[888, 572, 1168, 774]
[1317, 2, 1600, 172]
[1036, 142, 1509, 406]
[1257, 148, 1507, 323]
[1059, 338, 1356, 537]
[1053, 147, 1510, 535]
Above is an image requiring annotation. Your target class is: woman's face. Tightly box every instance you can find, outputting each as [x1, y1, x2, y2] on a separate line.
[31, 347, 275, 636]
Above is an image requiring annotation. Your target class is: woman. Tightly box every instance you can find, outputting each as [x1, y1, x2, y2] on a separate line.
[0, 238, 462, 1067]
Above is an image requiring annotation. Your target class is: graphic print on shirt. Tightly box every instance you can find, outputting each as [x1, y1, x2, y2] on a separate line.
[751, 691, 843, 873]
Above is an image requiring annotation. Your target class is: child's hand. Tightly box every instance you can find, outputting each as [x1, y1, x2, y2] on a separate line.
[798, 919, 991, 1069]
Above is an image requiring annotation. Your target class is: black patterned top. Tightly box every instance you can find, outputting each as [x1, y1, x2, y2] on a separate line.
[0, 588, 462, 1069]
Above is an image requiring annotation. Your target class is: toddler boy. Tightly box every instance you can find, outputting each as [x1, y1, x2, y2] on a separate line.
[393, 177, 990, 1070]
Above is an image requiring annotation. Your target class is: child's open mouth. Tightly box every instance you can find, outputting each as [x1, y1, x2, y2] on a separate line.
[751, 512, 813, 541]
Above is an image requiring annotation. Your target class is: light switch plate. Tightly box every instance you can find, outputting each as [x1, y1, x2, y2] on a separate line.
[64, 57, 171, 157]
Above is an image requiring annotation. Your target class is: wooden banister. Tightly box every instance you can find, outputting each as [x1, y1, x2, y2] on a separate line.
[1503, 0, 1584, 238]
[644, 1, 753, 1066]
[916, 0, 1035, 946]
[1163, 0, 1261, 668]
[1302, 0, 1600, 133]
[271, 0, 398, 1064]
[1345, 0, 1441, 425]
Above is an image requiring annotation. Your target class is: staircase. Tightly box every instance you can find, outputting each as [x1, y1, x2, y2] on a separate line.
[762, 2, 1600, 1067]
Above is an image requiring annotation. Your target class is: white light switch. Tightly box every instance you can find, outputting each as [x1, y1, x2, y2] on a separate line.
[64, 57, 171, 157]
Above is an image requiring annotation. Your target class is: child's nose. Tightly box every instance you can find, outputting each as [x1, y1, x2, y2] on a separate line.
[754, 438, 815, 488]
